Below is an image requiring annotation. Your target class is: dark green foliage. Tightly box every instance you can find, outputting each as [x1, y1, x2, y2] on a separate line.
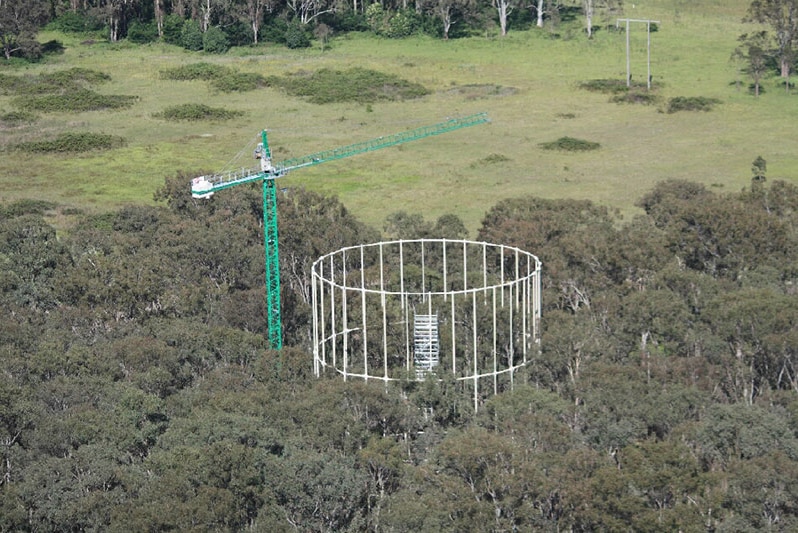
[46, 10, 104, 33]
[666, 96, 721, 113]
[611, 91, 660, 105]
[268, 67, 430, 104]
[180, 19, 203, 51]
[4, 176, 798, 531]
[579, 78, 635, 94]
[11, 132, 126, 153]
[539, 136, 601, 151]
[0, 198, 56, 216]
[155, 103, 243, 121]
[0, 67, 110, 96]
[0, 110, 37, 126]
[284, 22, 311, 49]
[161, 14, 185, 45]
[161, 63, 267, 92]
[126, 21, 158, 44]
[13, 89, 137, 112]
[211, 71, 268, 92]
[202, 26, 229, 53]
[160, 62, 227, 81]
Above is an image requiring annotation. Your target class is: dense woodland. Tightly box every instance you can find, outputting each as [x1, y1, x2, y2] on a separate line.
[2, 0, 798, 530]
[2, 173, 798, 531]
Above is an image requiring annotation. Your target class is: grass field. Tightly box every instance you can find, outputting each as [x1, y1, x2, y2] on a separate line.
[1, 0, 795, 235]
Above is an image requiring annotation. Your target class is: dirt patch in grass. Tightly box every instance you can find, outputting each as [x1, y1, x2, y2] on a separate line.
[444, 84, 518, 99]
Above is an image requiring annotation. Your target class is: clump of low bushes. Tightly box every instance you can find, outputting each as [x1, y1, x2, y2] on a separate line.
[11, 132, 126, 153]
[13, 90, 138, 112]
[267, 67, 429, 104]
[155, 103, 243, 121]
[160, 63, 268, 92]
[0, 111, 37, 126]
[539, 137, 601, 151]
[665, 96, 721, 113]
[0, 68, 111, 96]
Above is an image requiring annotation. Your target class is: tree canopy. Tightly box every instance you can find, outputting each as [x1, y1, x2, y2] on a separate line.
[2, 175, 798, 531]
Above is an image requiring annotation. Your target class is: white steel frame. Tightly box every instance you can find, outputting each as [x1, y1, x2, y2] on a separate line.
[311, 239, 542, 410]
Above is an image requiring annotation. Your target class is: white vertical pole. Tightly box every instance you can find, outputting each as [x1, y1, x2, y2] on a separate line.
[361, 245, 367, 381]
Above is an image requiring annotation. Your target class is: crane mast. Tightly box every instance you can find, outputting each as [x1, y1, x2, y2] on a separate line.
[191, 112, 490, 350]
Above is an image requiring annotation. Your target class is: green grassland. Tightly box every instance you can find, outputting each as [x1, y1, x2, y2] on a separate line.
[1, 0, 794, 234]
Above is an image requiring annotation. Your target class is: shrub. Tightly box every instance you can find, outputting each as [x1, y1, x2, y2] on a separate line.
[285, 23, 310, 49]
[161, 62, 228, 81]
[611, 91, 659, 105]
[223, 21, 254, 47]
[1, 199, 57, 216]
[471, 153, 510, 168]
[162, 14, 185, 45]
[155, 103, 243, 121]
[181, 19, 203, 51]
[269, 67, 429, 104]
[13, 89, 137, 112]
[539, 137, 601, 151]
[203, 26, 229, 53]
[11, 132, 126, 153]
[46, 11, 104, 33]
[0, 110, 37, 126]
[579, 78, 648, 94]
[385, 10, 418, 38]
[666, 96, 721, 113]
[127, 21, 158, 44]
[210, 72, 267, 92]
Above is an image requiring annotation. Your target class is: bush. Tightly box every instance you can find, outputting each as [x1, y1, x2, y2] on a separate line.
[0, 110, 37, 126]
[155, 103, 243, 121]
[203, 26, 229, 53]
[127, 21, 158, 44]
[580, 78, 640, 94]
[666, 96, 721, 113]
[13, 89, 137, 112]
[611, 91, 659, 105]
[162, 14, 184, 45]
[385, 10, 419, 38]
[210, 72, 267, 92]
[223, 21, 254, 47]
[0, 199, 57, 216]
[285, 23, 310, 49]
[269, 67, 429, 104]
[160, 62, 228, 81]
[46, 11, 104, 33]
[539, 137, 601, 151]
[181, 19, 203, 51]
[11, 132, 126, 153]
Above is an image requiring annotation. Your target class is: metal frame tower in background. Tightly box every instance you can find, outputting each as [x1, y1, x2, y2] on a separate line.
[311, 238, 542, 411]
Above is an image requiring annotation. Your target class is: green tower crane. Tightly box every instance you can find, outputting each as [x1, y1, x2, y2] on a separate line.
[190, 112, 490, 350]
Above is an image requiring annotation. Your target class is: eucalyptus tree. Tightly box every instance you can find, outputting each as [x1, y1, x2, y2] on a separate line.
[423, 0, 477, 38]
[747, 0, 798, 92]
[0, 0, 49, 59]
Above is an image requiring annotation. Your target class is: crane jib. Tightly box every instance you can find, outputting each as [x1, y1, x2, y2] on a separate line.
[190, 112, 489, 198]
[189, 112, 489, 350]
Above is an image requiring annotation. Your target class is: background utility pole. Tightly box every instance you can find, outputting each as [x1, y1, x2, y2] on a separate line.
[617, 18, 660, 90]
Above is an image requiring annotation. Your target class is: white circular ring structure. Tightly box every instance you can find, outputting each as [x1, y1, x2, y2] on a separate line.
[311, 239, 542, 409]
